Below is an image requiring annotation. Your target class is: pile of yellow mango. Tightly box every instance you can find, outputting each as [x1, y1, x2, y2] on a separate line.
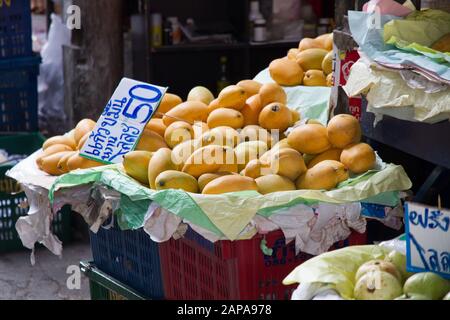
[36, 80, 376, 196]
[269, 33, 334, 87]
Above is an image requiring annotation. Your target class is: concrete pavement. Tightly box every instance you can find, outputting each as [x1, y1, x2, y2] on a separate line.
[0, 242, 92, 300]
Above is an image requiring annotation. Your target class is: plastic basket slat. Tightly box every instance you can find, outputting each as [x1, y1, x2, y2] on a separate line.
[0, 56, 40, 132]
[89, 218, 164, 299]
[0, 0, 32, 59]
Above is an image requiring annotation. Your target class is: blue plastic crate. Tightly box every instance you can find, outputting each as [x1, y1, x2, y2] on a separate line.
[0, 0, 32, 59]
[0, 55, 40, 131]
[89, 217, 164, 299]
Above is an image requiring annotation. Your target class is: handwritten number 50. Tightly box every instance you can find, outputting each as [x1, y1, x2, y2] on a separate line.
[122, 84, 163, 123]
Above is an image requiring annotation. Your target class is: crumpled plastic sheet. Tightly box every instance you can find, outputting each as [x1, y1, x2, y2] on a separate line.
[15, 184, 63, 265]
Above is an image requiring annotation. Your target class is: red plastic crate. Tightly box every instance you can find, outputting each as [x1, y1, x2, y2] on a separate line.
[159, 227, 367, 300]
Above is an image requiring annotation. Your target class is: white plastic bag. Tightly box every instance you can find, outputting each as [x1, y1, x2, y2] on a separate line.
[38, 13, 71, 136]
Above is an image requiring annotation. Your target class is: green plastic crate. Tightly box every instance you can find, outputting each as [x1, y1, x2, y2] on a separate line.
[0, 133, 72, 252]
[80, 261, 147, 300]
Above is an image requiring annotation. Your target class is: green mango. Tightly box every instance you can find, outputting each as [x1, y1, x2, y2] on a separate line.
[403, 272, 450, 300]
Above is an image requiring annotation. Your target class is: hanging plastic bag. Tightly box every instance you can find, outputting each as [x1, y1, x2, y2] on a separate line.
[38, 13, 71, 136]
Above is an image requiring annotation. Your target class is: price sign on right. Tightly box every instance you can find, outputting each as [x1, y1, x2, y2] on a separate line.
[405, 202, 450, 279]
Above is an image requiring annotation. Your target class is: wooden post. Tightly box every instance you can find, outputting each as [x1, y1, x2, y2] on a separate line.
[64, 0, 124, 125]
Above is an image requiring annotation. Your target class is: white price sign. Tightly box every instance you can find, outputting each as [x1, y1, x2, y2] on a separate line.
[80, 78, 167, 164]
[405, 201, 450, 279]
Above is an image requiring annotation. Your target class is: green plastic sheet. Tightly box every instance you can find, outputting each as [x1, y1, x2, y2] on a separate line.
[49, 163, 411, 240]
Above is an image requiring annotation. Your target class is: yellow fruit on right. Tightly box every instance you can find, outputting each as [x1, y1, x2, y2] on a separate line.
[148, 148, 177, 189]
[303, 70, 327, 86]
[340, 143, 376, 174]
[155, 170, 199, 193]
[326, 73, 333, 87]
[298, 38, 323, 51]
[198, 172, 234, 192]
[269, 58, 304, 86]
[296, 160, 348, 190]
[74, 119, 96, 144]
[256, 175, 296, 194]
[163, 101, 208, 126]
[287, 48, 300, 60]
[295, 48, 328, 71]
[187, 86, 215, 105]
[322, 51, 333, 75]
[207, 108, 244, 129]
[288, 124, 331, 154]
[259, 83, 287, 106]
[236, 80, 262, 97]
[123, 151, 153, 185]
[259, 103, 292, 132]
[307, 148, 342, 169]
[327, 114, 362, 148]
[164, 121, 194, 148]
[136, 129, 168, 152]
[269, 148, 307, 181]
[157, 93, 183, 116]
[202, 175, 258, 194]
[217, 85, 247, 110]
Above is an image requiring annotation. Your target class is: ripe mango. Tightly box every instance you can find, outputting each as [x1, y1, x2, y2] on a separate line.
[182, 145, 235, 178]
[316, 33, 333, 51]
[207, 108, 244, 129]
[298, 38, 323, 51]
[235, 140, 268, 171]
[327, 114, 362, 148]
[236, 80, 262, 98]
[340, 143, 376, 174]
[256, 174, 296, 194]
[164, 121, 194, 148]
[259, 103, 292, 132]
[241, 94, 264, 126]
[74, 119, 96, 144]
[193, 121, 209, 139]
[41, 151, 74, 176]
[201, 126, 240, 148]
[431, 33, 450, 52]
[67, 152, 103, 171]
[296, 160, 348, 190]
[36, 144, 74, 169]
[217, 85, 247, 110]
[288, 124, 331, 154]
[287, 48, 300, 60]
[57, 151, 77, 174]
[303, 70, 327, 86]
[43, 135, 77, 151]
[198, 172, 235, 192]
[163, 101, 208, 126]
[207, 98, 221, 114]
[123, 151, 153, 185]
[148, 148, 177, 189]
[136, 129, 168, 152]
[242, 159, 270, 179]
[269, 58, 304, 86]
[218, 163, 239, 173]
[269, 147, 307, 181]
[322, 51, 333, 75]
[240, 125, 273, 147]
[326, 73, 333, 87]
[258, 138, 291, 164]
[202, 175, 258, 195]
[187, 86, 215, 105]
[290, 110, 301, 126]
[296, 48, 328, 72]
[145, 118, 167, 138]
[157, 93, 183, 117]
[155, 170, 199, 193]
[77, 131, 91, 150]
[307, 148, 343, 169]
[259, 83, 287, 106]
[171, 139, 199, 169]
